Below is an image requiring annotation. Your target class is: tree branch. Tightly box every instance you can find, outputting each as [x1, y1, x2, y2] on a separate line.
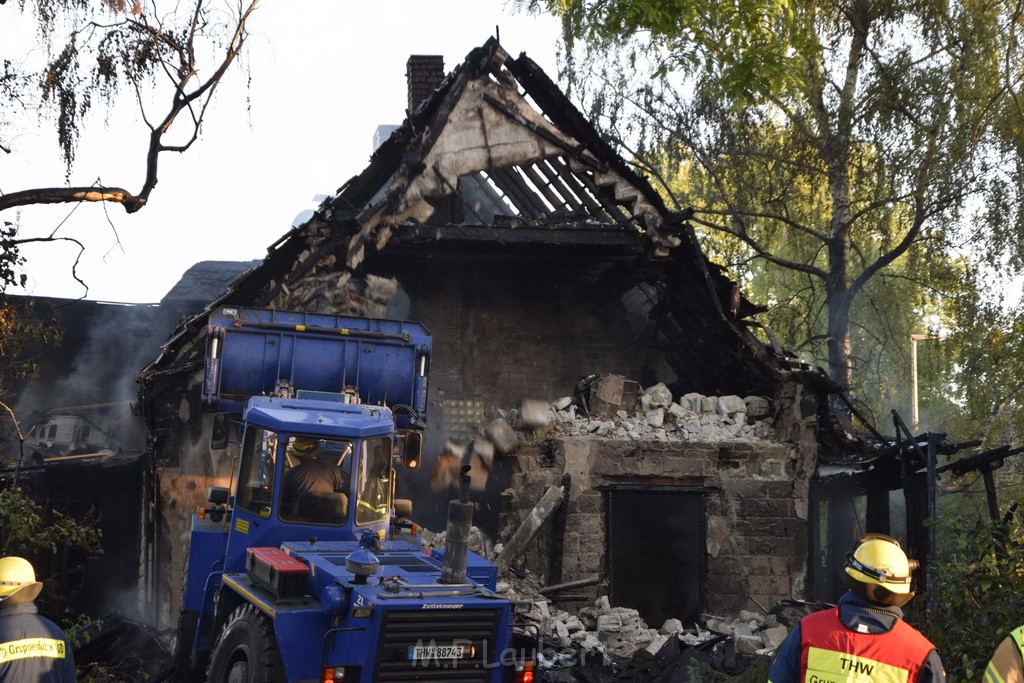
[0, 0, 260, 215]
[0, 186, 144, 213]
[691, 213, 829, 279]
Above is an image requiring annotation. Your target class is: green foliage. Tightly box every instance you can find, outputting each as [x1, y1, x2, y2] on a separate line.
[0, 297, 64, 400]
[528, 0, 1024, 401]
[62, 615, 123, 683]
[925, 507, 1024, 680]
[0, 486, 101, 556]
[0, 222, 27, 292]
[8, 0, 238, 169]
[62, 613, 103, 649]
[0, 486, 102, 683]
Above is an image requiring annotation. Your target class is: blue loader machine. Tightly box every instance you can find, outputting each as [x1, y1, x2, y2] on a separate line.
[175, 306, 534, 683]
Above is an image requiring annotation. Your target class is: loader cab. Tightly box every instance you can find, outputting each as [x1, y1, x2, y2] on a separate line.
[234, 429, 394, 525]
[221, 398, 397, 572]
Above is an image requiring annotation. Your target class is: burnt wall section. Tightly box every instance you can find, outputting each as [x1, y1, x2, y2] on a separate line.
[404, 265, 667, 409]
[383, 261, 672, 533]
[500, 379, 819, 622]
[144, 361, 237, 627]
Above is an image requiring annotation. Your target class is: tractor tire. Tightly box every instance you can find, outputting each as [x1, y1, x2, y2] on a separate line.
[174, 549, 210, 683]
[173, 609, 203, 683]
[206, 604, 285, 683]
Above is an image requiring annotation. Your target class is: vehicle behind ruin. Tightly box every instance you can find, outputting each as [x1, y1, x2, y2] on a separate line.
[25, 413, 115, 460]
[176, 306, 531, 683]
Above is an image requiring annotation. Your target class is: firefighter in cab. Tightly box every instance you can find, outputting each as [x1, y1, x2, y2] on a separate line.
[0, 556, 76, 682]
[768, 533, 946, 683]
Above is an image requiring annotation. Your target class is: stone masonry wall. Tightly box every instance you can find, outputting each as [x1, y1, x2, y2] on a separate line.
[500, 378, 820, 620]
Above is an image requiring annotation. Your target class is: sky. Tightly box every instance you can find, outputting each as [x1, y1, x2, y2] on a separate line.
[1, 1, 564, 304]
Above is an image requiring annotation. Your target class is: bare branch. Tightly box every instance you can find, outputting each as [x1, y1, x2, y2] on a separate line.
[691, 213, 829, 280]
[0, 186, 144, 213]
[0, 0, 260, 216]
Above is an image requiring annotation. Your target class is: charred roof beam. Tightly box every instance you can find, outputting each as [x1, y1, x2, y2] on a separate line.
[545, 156, 615, 221]
[487, 167, 550, 219]
[460, 173, 512, 218]
[519, 163, 572, 214]
[389, 223, 643, 249]
[534, 160, 587, 214]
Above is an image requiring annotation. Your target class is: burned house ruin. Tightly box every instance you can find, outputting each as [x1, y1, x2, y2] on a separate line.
[136, 38, 912, 633]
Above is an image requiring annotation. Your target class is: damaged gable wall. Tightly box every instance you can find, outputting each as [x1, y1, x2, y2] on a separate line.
[139, 39, 825, 631]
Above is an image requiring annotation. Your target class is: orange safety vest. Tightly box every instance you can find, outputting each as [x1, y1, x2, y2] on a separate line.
[799, 607, 935, 683]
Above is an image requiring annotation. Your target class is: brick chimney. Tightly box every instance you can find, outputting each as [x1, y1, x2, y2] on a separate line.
[406, 55, 445, 112]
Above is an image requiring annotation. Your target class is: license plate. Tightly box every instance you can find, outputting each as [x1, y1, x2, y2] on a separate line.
[407, 644, 466, 661]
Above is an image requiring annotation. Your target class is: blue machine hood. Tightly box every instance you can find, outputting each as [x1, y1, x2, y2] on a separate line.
[243, 396, 395, 438]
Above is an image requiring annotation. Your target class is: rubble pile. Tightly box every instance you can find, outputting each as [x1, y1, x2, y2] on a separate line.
[486, 569, 791, 677]
[523, 596, 788, 663]
[431, 377, 776, 490]
[541, 382, 775, 443]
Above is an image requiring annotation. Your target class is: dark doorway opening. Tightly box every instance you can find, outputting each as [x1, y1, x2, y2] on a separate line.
[604, 485, 704, 627]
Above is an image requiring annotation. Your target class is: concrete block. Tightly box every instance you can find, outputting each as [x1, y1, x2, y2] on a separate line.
[483, 419, 519, 454]
[597, 612, 622, 634]
[681, 392, 704, 411]
[642, 382, 673, 407]
[552, 396, 573, 411]
[660, 618, 683, 635]
[737, 634, 763, 655]
[744, 395, 771, 418]
[646, 633, 669, 655]
[554, 620, 570, 644]
[761, 625, 789, 650]
[467, 452, 489, 491]
[666, 402, 688, 421]
[646, 408, 665, 427]
[519, 399, 552, 428]
[470, 437, 494, 468]
[564, 615, 585, 633]
[717, 395, 747, 416]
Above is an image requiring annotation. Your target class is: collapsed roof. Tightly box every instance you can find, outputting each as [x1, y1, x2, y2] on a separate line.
[141, 38, 800, 397]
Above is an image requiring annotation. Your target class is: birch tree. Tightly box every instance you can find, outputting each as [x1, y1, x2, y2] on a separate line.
[530, 0, 1024, 393]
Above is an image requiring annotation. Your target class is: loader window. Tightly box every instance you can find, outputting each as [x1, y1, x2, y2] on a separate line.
[279, 436, 353, 525]
[237, 427, 277, 518]
[356, 436, 392, 526]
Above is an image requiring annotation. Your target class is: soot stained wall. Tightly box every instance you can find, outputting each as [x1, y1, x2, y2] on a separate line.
[384, 260, 672, 534]
[499, 380, 820, 620]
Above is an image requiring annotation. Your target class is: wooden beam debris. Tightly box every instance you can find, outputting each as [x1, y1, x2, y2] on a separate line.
[495, 484, 565, 572]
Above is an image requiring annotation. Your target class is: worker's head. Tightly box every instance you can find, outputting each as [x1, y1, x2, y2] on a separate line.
[843, 533, 917, 607]
[290, 437, 318, 460]
[0, 556, 43, 606]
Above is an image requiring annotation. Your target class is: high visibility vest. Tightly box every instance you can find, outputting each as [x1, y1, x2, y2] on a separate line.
[799, 607, 935, 683]
[0, 637, 66, 664]
[983, 625, 1024, 683]
[1011, 626, 1024, 658]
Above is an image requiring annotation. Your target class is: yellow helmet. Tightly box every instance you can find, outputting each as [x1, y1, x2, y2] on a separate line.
[0, 556, 43, 606]
[844, 534, 917, 607]
[291, 437, 318, 459]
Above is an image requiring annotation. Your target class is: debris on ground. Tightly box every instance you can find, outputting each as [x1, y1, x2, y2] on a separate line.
[71, 612, 174, 682]
[473, 565, 819, 681]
